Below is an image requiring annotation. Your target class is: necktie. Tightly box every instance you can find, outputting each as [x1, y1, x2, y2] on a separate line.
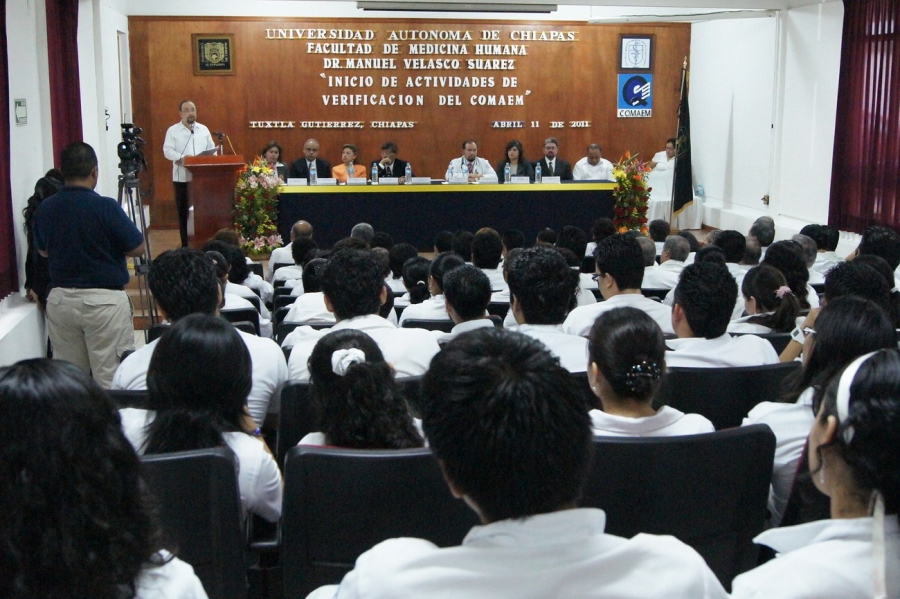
[385, 162, 392, 176]
[468, 161, 474, 174]
[309, 161, 314, 172]
[548, 160, 554, 174]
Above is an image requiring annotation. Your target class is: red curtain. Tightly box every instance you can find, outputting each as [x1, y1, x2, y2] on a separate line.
[828, 0, 900, 232]
[45, 0, 83, 160]
[0, 0, 17, 299]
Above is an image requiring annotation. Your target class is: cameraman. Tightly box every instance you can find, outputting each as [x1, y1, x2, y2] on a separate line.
[163, 99, 215, 247]
[33, 142, 146, 388]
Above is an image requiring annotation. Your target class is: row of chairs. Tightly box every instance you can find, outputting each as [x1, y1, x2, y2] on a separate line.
[139, 425, 775, 599]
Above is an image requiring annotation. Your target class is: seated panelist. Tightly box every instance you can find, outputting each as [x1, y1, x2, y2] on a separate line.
[445, 140, 498, 183]
[573, 143, 614, 181]
[332, 144, 368, 184]
[534, 137, 574, 181]
[372, 141, 411, 182]
[495, 139, 536, 182]
[288, 138, 332, 182]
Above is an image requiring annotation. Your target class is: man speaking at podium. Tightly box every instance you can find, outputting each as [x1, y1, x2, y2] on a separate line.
[163, 99, 215, 247]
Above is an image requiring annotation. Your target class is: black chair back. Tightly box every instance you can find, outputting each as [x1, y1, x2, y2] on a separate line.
[582, 425, 775, 589]
[641, 288, 670, 301]
[221, 309, 260, 335]
[281, 446, 479, 598]
[140, 448, 247, 599]
[274, 294, 297, 311]
[401, 318, 454, 333]
[248, 262, 264, 278]
[272, 262, 294, 276]
[656, 361, 800, 430]
[276, 382, 319, 467]
[274, 306, 291, 329]
[107, 388, 152, 410]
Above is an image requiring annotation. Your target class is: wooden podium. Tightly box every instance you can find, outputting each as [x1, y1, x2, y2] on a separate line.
[184, 154, 245, 249]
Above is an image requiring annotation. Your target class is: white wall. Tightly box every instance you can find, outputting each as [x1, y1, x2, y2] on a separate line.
[690, 2, 843, 238]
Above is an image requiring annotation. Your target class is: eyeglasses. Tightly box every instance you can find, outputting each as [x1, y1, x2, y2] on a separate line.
[592, 273, 604, 282]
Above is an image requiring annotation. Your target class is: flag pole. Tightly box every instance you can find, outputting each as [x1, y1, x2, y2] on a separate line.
[669, 56, 688, 224]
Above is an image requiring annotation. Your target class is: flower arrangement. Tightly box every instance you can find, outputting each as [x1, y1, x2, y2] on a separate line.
[612, 151, 652, 234]
[233, 157, 283, 255]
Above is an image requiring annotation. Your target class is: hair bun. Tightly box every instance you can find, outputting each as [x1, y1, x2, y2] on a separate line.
[332, 348, 366, 376]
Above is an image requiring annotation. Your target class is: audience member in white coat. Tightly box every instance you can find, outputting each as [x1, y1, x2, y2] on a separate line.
[732, 349, 900, 599]
[306, 328, 730, 599]
[472, 229, 507, 292]
[399, 251, 465, 325]
[120, 314, 283, 523]
[434, 264, 496, 343]
[283, 258, 334, 324]
[507, 247, 588, 373]
[564, 234, 675, 337]
[762, 240, 820, 311]
[386, 243, 418, 294]
[0, 359, 209, 599]
[727, 265, 800, 335]
[587, 307, 714, 437]
[267, 219, 313, 281]
[299, 329, 424, 449]
[642, 235, 689, 290]
[666, 262, 779, 368]
[284, 249, 440, 382]
[743, 296, 897, 526]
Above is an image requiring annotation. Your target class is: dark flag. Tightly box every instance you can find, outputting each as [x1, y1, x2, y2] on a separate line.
[672, 61, 693, 218]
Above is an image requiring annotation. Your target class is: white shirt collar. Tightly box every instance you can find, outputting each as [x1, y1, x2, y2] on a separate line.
[463, 508, 606, 548]
[754, 517, 895, 555]
[333, 313, 396, 331]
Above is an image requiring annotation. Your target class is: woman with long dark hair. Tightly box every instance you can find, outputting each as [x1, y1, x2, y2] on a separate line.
[22, 169, 63, 307]
[744, 296, 897, 525]
[728, 264, 801, 334]
[495, 139, 535, 182]
[587, 307, 713, 436]
[733, 349, 900, 597]
[0, 359, 207, 598]
[120, 313, 282, 522]
[398, 251, 465, 325]
[302, 329, 423, 449]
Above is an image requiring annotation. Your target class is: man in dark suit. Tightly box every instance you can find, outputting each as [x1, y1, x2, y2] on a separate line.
[371, 141, 411, 181]
[534, 137, 574, 181]
[288, 138, 332, 182]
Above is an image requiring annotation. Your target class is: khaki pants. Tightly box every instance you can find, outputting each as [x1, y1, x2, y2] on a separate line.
[46, 288, 135, 388]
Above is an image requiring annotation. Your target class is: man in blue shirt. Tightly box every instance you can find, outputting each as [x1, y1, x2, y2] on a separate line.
[34, 142, 146, 388]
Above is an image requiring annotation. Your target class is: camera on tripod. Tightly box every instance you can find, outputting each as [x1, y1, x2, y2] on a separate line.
[118, 123, 147, 175]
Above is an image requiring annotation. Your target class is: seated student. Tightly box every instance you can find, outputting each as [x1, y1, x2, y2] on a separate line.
[501, 228, 524, 259]
[678, 230, 700, 264]
[534, 227, 557, 248]
[394, 255, 431, 309]
[387, 243, 418, 293]
[732, 349, 900, 598]
[763, 240, 819, 310]
[272, 236, 318, 288]
[306, 328, 729, 599]
[120, 314, 282, 523]
[636, 235, 659, 281]
[206, 249, 274, 337]
[112, 249, 287, 427]
[284, 258, 334, 324]
[564, 234, 675, 337]
[780, 259, 894, 363]
[749, 216, 775, 257]
[666, 262, 780, 368]
[0, 359, 209, 599]
[743, 296, 896, 526]
[452, 230, 475, 262]
[553, 246, 598, 308]
[371, 231, 393, 251]
[371, 248, 400, 326]
[728, 264, 800, 334]
[587, 307, 714, 437]
[267, 219, 313, 281]
[471, 229, 507, 292]
[350, 222, 375, 247]
[740, 239, 762, 271]
[585, 217, 616, 258]
[642, 235, 689, 290]
[433, 230, 454, 254]
[851, 224, 900, 285]
[210, 230, 275, 304]
[803, 223, 842, 276]
[792, 233, 825, 285]
[508, 247, 588, 373]
[648, 219, 670, 256]
[283, 249, 440, 382]
[300, 329, 424, 448]
[709, 229, 750, 319]
[205, 240, 275, 331]
[435, 264, 495, 343]
[399, 251, 465, 325]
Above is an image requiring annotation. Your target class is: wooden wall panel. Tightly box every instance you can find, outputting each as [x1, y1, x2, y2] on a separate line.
[129, 17, 690, 228]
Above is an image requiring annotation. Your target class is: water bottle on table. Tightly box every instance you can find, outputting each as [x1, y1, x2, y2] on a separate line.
[371, 164, 378, 184]
[504, 163, 511, 183]
[405, 162, 412, 184]
[310, 162, 318, 185]
[535, 163, 542, 183]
